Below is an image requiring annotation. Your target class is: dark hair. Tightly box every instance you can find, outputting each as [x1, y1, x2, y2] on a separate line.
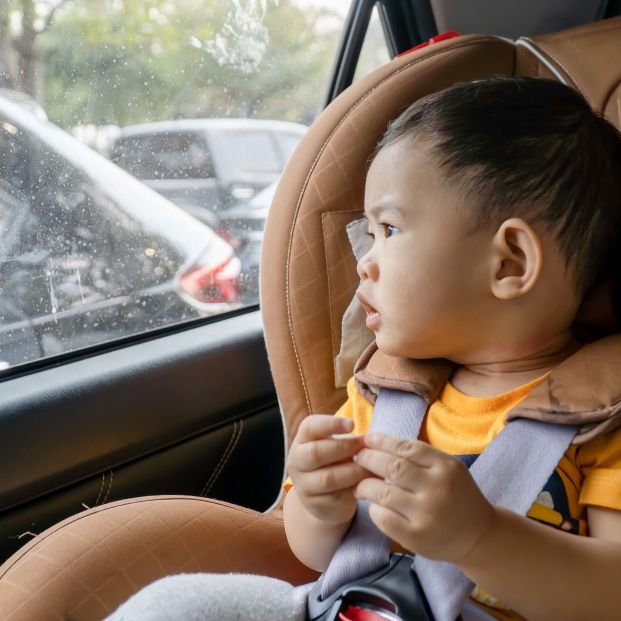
[376, 76, 621, 297]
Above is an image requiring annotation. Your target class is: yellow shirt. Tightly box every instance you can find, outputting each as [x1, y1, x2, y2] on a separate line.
[336, 376, 621, 524]
[330, 376, 621, 620]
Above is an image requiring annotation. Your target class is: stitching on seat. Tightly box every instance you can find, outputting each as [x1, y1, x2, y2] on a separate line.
[0, 496, 264, 577]
[321, 213, 334, 365]
[200, 420, 243, 497]
[94, 472, 106, 506]
[102, 470, 114, 505]
[284, 36, 511, 417]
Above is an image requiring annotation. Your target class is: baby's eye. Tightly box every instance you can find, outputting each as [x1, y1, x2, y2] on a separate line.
[382, 224, 399, 238]
[365, 230, 375, 239]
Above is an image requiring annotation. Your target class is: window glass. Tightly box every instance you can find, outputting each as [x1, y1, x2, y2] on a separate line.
[276, 131, 306, 162]
[224, 130, 281, 174]
[0, 107, 200, 367]
[0, 0, 349, 370]
[353, 5, 391, 82]
[112, 133, 215, 180]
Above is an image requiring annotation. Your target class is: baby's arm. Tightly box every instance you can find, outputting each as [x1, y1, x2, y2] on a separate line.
[283, 414, 367, 571]
[355, 432, 621, 621]
[457, 504, 621, 621]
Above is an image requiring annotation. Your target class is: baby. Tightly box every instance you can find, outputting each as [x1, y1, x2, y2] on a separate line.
[284, 76, 621, 621]
[108, 77, 621, 621]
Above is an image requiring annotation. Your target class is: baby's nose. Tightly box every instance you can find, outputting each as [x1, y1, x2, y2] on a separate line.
[357, 253, 377, 280]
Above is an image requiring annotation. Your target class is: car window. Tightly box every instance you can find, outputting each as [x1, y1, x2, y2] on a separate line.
[112, 132, 216, 180]
[353, 5, 391, 83]
[0, 118, 33, 197]
[0, 1, 357, 370]
[224, 130, 281, 174]
[0, 108, 206, 366]
[275, 131, 306, 162]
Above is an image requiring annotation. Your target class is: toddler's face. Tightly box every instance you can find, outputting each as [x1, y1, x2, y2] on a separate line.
[357, 139, 495, 362]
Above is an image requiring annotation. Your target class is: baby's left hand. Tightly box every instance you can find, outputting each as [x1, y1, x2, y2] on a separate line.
[354, 432, 496, 565]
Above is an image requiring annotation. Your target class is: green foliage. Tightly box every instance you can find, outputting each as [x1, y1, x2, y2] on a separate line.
[36, 0, 342, 128]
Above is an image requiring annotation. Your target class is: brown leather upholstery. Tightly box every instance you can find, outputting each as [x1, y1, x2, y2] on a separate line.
[1, 18, 620, 621]
[0, 497, 318, 620]
[516, 17, 621, 129]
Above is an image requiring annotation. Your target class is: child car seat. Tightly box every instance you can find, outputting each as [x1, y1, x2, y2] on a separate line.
[0, 17, 620, 620]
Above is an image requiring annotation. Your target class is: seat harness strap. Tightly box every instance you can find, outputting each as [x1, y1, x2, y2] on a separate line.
[320, 388, 579, 621]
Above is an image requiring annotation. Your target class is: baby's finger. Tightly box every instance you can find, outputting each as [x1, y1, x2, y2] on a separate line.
[296, 415, 354, 443]
[302, 462, 368, 496]
[356, 448, 424, 491]
[367, 502, 416, 552]
[355, 477, 415, 518]
[296, 436, 365, 471]
[364, 434, 439, 468]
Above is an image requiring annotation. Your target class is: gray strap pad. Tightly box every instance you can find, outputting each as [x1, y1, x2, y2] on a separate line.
[414, 419, 578, 621]
[319, 388, 578, 621]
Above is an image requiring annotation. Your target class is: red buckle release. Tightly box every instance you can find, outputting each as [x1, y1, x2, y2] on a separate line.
[397, 30, 460, 57]
[338, 605, 391, 621]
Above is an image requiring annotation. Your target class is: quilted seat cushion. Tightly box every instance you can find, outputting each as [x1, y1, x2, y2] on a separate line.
[0, 496, 318, 621]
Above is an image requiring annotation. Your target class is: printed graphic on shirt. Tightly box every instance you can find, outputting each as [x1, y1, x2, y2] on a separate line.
[529, 471, 580, 534]
[456, 454, 579, 534]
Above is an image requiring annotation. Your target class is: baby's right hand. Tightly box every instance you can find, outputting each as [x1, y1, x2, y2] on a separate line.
[287, 414, 367, 525]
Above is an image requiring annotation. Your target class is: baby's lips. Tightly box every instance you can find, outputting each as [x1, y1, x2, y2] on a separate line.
[355, 290, 377, 315]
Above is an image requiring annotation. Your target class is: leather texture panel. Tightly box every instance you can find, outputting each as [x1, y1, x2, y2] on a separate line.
[0, 497, 318, 621]
[517, 16, 621, 129]
[0, 407, 284, 562]
[261, 35, 516, 444]
[0, 312, 275, 513]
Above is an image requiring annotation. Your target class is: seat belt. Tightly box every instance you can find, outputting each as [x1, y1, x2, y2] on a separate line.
[315, 388, 579, 621]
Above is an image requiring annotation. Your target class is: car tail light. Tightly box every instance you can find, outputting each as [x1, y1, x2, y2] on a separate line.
[179, 254, 241, 304]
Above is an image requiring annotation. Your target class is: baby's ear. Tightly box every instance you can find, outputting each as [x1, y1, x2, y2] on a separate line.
[489, 218, 543, 300]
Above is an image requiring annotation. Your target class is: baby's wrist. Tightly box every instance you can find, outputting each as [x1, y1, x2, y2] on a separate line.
[456, 505, 506, 571]
[291, 487, 355, 528]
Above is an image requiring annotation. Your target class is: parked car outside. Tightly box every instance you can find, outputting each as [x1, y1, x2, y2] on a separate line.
[109, 118, 307, 302]
[219, 180, 278, 302]
[0, 88, 48, 121]
[0, 95, 241, 369]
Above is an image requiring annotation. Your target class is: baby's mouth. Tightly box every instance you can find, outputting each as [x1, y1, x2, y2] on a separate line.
[356, 291, 381, 330]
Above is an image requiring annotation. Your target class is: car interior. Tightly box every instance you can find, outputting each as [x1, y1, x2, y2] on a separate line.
[0, 0, 620, 619]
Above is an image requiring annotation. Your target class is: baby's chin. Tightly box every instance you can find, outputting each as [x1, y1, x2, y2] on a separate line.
[375, 335, 441, 360]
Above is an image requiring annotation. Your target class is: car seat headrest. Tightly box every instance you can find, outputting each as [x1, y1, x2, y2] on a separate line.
[261, 18, 621, 445]
[516, 18, 621, 131]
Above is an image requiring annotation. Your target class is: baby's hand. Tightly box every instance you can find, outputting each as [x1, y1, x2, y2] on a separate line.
[354, 433, 495, 565]
[287, 414, 367, 525]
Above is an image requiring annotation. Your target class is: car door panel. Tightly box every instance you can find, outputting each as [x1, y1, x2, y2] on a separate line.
[0, 310, 283, 562]
[0, 0, 370, 576]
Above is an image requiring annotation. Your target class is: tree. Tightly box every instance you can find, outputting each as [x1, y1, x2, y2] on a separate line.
[32, 0, 343, 128]
[0, 0, 69, 96]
